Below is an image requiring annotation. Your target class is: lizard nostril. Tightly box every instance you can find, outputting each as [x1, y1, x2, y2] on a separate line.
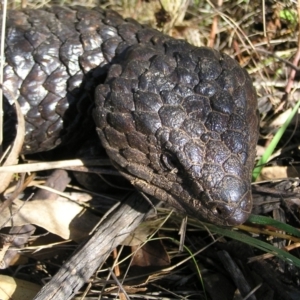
[212, 205, 229, 217]
[160, 153, 179, 173]
[215, 206, 223, 216]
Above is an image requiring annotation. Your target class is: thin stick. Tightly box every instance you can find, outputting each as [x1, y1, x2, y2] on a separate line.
[285, 0, 300, 94]
[0, 0, 8, 155]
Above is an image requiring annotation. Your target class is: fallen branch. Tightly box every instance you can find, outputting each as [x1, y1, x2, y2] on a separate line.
[33, 192, 154, 300]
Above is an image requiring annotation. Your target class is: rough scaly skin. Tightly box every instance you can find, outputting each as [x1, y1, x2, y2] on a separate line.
[2, 6, 259, 226]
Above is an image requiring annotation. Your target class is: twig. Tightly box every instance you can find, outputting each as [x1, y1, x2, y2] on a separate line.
[285, 0, 300, 94]
[208, 0, 223, 47]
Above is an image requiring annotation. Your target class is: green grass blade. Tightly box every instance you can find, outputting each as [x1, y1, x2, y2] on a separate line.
[186, 218, 300, 268]
[248, 214, 300, 238]
[252, 99, 300, 181]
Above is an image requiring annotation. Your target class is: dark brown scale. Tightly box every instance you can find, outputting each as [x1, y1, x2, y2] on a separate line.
[2, 6, 259, 226]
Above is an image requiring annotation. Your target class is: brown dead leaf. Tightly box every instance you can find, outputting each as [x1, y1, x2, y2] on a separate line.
[131, 239, 170, 268]
[122, 221, 156, 246]
[0, 198, 100, 241]
[0, 275, 40, 300]
[259, 166, 300, 180]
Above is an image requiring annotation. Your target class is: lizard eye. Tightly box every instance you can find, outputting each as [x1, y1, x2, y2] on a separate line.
[160, 152, 179, 173]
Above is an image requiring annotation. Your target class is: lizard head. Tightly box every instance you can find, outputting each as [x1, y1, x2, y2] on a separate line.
[94, 39, 259, 226]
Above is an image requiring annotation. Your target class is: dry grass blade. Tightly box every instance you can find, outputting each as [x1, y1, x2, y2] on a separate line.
[0, 0, 7, 155]
[0, 102, 25, 193]
[0, 158, 111, 173]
